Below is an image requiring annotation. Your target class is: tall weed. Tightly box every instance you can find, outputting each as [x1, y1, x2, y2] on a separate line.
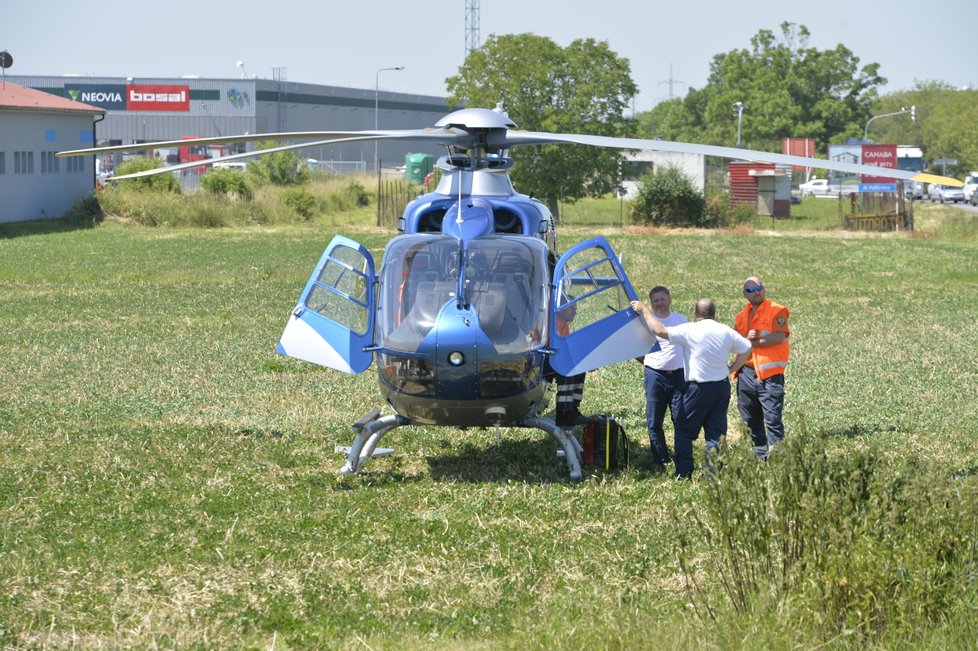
[677, 433, 978, 644]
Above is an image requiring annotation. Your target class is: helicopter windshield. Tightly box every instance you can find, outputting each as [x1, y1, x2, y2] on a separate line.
[377, 234, 550, 354]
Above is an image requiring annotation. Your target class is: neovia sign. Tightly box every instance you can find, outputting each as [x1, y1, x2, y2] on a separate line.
[66, 85, 127, 110]
[126, 84, 190, 112]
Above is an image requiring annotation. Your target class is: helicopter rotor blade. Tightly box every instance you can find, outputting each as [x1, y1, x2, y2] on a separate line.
[57, 128, 467, 159]
[102, 135, 394, 180]
[501, 131, 963, 186]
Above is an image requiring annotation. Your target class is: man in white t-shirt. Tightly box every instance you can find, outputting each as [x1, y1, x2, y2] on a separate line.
[631, 297, 752, 479]
[635, 286, 687, 466]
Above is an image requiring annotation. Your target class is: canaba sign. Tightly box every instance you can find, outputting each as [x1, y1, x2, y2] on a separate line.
[860, 144, 897, 192]
[126, 84, 190, 112]
[66, 84, 127, 111]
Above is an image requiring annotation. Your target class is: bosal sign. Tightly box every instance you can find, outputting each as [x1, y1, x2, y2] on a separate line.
[126, 84, 190, 111]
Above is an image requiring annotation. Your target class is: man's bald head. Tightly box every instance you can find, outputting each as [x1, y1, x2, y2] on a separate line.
[695, 299, 716, 320]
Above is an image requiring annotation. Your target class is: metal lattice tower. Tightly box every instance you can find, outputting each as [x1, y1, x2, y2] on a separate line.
[658, 63, 685, 102]
[465, 0, 480, 56]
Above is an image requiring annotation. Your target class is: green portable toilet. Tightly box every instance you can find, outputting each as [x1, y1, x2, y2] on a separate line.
[405, 153, 434, 185]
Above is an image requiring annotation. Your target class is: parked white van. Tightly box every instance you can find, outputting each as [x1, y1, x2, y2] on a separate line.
[963, 171, 978, 204]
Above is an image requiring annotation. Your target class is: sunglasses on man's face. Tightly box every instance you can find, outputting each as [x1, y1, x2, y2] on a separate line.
[743, 285, 765, 294]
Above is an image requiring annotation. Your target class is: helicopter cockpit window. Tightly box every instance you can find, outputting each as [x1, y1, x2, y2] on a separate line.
[305, 244, 371, 334]
[556, 245, 631, 334]
[376, 234, 550, 354]
[377, 235, 459, 351]
[463, 237, 550, 353]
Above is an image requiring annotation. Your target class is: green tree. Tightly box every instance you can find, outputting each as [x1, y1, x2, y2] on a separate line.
[872, 82, 978, 177]
[445, 34, 637, 217]
[637, 22, 886, 154]
[247, 142, 309, 186]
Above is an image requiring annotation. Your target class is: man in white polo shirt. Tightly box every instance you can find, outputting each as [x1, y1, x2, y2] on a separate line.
[631, 297, 752, 479]
[636, 286, 687, 466]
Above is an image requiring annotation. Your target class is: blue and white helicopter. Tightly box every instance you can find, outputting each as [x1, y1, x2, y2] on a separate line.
[59, 107, 955, 480]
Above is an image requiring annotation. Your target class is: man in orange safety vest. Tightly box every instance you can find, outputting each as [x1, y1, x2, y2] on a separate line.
[734, 277, 789, 459]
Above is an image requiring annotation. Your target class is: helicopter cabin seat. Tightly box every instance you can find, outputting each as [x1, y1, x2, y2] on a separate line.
[469, 282, 508, 337]
[412, 281, 456, 335]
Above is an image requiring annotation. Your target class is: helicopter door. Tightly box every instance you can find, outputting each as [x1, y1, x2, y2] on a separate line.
[277, 235, 376, 374]
[549, 236, 658, 377]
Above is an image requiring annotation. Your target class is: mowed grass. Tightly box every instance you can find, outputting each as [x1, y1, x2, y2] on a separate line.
[1, 209, 977, 649]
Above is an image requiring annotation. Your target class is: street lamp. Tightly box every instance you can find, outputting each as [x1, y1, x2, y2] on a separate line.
[864, 106, 915, 142]
[374, 66, 404, 172]
[733, 101, 747, 147]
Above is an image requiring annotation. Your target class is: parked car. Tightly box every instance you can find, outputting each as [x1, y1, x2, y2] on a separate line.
[798, 177, 830, 196]
[927, 183, 965, 203]
[903, 180, 923, 200]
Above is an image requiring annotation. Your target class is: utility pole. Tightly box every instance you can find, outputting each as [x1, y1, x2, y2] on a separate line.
[374, 66, 404, 173]
[733, 101, 747, 147]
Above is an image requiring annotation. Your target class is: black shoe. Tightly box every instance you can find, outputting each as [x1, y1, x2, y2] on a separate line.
[556, 411, 590, 427]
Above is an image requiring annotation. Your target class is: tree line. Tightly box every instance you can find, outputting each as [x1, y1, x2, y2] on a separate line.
[447, 22, 978, 213]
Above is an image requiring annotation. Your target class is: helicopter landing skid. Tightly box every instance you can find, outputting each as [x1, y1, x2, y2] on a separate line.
[339, 411, 583, 481]
[518, 417, 584, 481]
[340, 409, 409, 475]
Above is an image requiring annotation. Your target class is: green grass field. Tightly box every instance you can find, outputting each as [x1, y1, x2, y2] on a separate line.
[2, 204, 977, 649]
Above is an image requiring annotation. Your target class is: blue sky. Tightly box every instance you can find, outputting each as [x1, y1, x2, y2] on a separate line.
[4, 0, 972, 112]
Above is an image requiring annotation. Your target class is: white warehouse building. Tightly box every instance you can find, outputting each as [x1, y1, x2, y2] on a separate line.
[0, 81, 103, 223]
[7, 75, 457, 177]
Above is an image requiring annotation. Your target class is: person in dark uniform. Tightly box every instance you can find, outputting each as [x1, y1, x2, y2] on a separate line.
[550, 300, 588, 427]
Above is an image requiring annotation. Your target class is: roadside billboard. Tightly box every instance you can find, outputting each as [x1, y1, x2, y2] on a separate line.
[860, 144, 898, 192]
[782, 137, 817, 172]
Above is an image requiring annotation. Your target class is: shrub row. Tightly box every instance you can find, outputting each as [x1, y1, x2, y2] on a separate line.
[677, 432, 978, 645]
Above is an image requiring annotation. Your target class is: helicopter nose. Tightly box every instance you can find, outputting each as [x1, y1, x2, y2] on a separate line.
[432, 309, 482, 400]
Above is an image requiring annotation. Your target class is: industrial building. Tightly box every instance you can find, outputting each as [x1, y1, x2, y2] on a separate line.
[0, 81, 103, 223]
[4, 74, 456, 209]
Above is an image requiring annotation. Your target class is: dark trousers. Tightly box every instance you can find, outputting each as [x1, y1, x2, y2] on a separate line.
[644, 366, 685, 464]
[736, 367, 785, 458]
[555, 372, 586, 417]
[674, 379, 731, 478]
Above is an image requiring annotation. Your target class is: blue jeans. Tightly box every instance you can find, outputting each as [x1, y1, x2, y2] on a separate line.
[644, 366, 685, 464]
[736, 367, 785, 458]
[674, 379, 731, 478]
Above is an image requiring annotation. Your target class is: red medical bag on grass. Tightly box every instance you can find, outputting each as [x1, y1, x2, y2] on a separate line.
[580, 416, 629, 470]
